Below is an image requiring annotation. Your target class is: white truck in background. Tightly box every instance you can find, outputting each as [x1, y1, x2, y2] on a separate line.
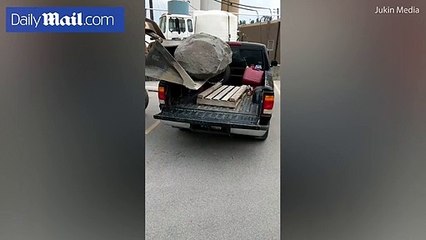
[158, 10, 238, 42]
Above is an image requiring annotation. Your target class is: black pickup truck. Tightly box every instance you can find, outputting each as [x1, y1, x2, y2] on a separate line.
[149, 41, 276, 140]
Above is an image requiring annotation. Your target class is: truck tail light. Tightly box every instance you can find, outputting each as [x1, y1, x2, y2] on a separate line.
[262, 94, 274, 114]
[158, 86, 166, 104]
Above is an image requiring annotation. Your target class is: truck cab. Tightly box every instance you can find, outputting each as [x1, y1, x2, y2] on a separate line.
[158, 10, 238, 42]
[159, 13, 194, 40]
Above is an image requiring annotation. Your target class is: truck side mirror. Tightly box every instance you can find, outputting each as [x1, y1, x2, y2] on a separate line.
[271, 60, 278, 67]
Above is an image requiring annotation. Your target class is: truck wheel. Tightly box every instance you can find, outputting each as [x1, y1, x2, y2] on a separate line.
[145, 89, 149, 109]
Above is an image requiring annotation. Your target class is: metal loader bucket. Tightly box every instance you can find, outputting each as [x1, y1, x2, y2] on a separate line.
[145, 41, 203, 90]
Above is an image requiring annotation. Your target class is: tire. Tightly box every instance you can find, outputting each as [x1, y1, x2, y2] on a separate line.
[145, 89, 149, 109]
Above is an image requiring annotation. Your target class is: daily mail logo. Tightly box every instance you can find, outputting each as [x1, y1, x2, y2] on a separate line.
[6, 7, 125, 32]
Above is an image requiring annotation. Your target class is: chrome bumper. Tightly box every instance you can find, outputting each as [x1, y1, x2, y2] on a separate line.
[161, 120, 267, 137]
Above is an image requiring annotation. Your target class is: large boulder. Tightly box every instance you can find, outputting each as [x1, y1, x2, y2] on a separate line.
[174, 33, 232, 80]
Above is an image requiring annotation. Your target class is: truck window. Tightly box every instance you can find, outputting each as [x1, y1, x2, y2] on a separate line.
[179, 19, 186, 33]
[169, 18, 177, 32]
[169, 17, 186, 33]
[187, 19, 193, 32]
[231, 48, 268, 70]
[159, 16, 166, 33]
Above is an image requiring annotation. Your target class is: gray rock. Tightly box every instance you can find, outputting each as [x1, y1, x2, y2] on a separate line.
[174, 33, 232, 80]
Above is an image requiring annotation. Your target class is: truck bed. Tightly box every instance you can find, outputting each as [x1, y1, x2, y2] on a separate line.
[154, 94, 261, 127]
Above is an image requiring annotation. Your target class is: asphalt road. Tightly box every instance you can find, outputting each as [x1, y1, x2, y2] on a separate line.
[145, 80, 280, 240]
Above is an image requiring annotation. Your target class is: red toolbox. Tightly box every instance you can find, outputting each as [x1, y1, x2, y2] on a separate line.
[242, 67, 264, 87]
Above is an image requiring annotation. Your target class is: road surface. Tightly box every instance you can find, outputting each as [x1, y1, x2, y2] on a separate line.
[145, 80, 280, 240]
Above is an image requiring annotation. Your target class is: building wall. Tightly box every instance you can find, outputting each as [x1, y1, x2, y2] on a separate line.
[221, 0, 239, 14]
[199, 0, 221, 10]
[147, 0, 211, 14]
[189, 0, 201, 11]
[238, 20, 281, 63]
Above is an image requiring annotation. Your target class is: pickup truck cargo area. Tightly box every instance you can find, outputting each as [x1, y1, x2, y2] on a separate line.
[149, 41, 275, 140]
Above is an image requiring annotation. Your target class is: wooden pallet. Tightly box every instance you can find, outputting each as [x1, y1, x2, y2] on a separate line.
[197, 83, 249, 108]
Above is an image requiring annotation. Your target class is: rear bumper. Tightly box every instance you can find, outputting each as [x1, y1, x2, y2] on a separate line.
[229, 127, 268, 137]
[160, 120, 268, 137]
